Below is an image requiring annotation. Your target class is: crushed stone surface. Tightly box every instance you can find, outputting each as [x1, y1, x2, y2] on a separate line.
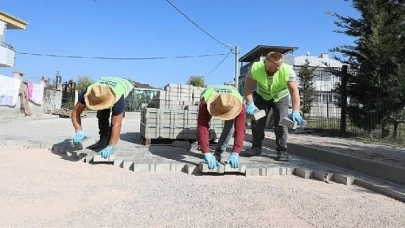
[1, 146, 405, 228]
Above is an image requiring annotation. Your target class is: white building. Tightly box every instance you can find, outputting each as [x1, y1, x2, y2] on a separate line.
[0, 11, 28, 67]
[238, 45, 344, 118]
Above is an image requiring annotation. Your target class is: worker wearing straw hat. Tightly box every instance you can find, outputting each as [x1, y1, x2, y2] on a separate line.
[198, 85, 246, 170]
[70, 77, 134, 158]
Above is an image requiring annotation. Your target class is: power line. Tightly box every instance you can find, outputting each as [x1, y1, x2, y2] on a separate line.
[202, 50, 232, 77]
[165, 0, 232, 50]
[15, 52, 229, 60]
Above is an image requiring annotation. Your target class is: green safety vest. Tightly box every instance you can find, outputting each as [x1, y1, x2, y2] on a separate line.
[87, 77, 134, 103]
[201, 85, 243, 102]
[251, 61, 291, 102]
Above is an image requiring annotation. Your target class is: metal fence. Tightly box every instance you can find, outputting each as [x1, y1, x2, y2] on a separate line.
[305, 65, 405, 145]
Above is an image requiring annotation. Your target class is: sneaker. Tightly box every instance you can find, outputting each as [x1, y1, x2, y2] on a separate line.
[87, 137, 108, 150]
[277, 150, 289, 161]
[240, 146, 261, 157]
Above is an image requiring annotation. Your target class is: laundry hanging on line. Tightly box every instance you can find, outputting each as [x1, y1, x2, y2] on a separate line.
[27, 82, 45, 105]
[0, 75, 21, 106]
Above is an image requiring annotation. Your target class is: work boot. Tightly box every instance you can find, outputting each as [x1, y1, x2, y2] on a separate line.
[214, 149, 223, 162]
[240, 146, 261, 157]
[87, 137, 108, 150]
[277, 149, 289, 161]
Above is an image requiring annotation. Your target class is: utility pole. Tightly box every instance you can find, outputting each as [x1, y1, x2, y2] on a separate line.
[234, 46, 240, 90]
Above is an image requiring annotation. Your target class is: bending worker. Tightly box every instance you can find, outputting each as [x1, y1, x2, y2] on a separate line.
[242, 52, 303, 161]
[70, 77, 134, 158]
[197, 85, 246, 169]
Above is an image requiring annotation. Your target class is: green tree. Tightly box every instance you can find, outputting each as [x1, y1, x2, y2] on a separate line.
[187, 75, 205, 87]
[329, 0, 405, 134]
[297, 59, 316, 118]
[76, 75, 94, 93]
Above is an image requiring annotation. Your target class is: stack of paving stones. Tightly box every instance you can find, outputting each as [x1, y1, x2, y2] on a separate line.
[140, 84, 224, 141]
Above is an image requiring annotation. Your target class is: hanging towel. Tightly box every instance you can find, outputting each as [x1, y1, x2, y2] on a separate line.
[0, 75, 21, 106]
[27, 82, 33, 100]
[29, 83, 45, 105]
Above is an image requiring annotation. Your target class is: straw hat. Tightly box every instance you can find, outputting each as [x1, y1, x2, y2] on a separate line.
[84, 85, 116, 110]
[206, 93, 242, 120]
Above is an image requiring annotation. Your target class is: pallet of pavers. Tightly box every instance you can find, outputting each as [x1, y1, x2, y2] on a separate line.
[140, 83, 225, 145]
[140, 108, 224, 145]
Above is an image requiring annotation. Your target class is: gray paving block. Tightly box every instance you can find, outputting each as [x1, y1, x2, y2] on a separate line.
[170, 163, 186, 172]
[294, 168, 313, 179]
[2, 139, 19, 146]
[313, 170, 334, 183]
[84, 153, 95, 163]
[123, 160, 134, 170]
[286, 167, 295, 175]
[92, 154, 116, 163]
[155, 163, 171, 172]
[199, 162, 225, 173]
[333, 173, 354, 185]
[224, 164, 246, 173]
[245, 167, 260, 176]
[279, 167, 287, 175]
[69, 137, 96, 150]
[185, 164, 200, 175]
[113, 159, 123, 167]
[133, 163, 152, 172]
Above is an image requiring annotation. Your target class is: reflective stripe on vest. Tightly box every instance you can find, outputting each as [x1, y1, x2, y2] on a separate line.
[251, 61, 291, 102]
[201, 85, 243, 102]
[90, 77, 134, 103]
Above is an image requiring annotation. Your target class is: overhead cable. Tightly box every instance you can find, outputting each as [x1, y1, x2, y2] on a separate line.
[165, 0, 232, 50]
[15, 52, 229, 60]
[202, 50, 232, 77]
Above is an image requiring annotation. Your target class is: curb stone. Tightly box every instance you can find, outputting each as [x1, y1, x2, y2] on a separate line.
[3, 140, 405, 203]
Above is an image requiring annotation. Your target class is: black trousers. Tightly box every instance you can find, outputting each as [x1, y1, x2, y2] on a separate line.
[96, 109, 112, 141]
[251, 94, 289, 152]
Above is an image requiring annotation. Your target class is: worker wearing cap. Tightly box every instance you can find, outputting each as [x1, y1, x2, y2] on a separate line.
[70, 77, 134, 158]
[242, 52, 303, 161]
[198, 85, 246, 169]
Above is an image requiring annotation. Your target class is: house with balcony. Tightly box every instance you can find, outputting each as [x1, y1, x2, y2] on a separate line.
[0, 11, 28, 67]
[238, 45, 344, 118]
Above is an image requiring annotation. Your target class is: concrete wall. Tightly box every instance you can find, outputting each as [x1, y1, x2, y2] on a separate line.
[0, 72, 62, 116]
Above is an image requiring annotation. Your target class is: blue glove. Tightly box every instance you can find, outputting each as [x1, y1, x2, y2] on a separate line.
[98, 145, 115, 159]
[289, 111, 303, 125]
[204, 153, 220, 169]
[73, 130, 88, 144]
[226, 152, 240, 168]
[246, 103, 258, 115]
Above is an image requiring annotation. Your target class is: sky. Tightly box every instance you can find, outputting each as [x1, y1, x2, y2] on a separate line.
[1, 0, 359, 88]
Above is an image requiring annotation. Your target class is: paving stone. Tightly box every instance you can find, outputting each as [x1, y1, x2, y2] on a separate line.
[279, 167, 287, 175]
[185, 164, 200, 175]
[84, 153, 95, 163]
[199, 162, 225, 173]
[224, 164, 246, 173]
[170, 163, 185, 172]
[92, 154, 116, 163]
[245, 167, 260, 176]
[286, 167, 295, 175]
[155, 163, 172, 172]
[333, 173, 354, 185]
[133, 163, 152, 172]
[113, 159, 123, 167]
[294, 168, 313, 179]
[123, 160, 134, 170]
[313, 170, 334, 183]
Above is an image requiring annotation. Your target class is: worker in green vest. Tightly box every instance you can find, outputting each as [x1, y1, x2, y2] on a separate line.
[242, 52, 303, 161]
[198, 85, 246, 169]
[70, 77, 134, 158]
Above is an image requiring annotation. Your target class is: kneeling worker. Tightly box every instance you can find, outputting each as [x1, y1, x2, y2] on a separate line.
[197, 85, 246, 169]
[70, 77, 134, 158]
